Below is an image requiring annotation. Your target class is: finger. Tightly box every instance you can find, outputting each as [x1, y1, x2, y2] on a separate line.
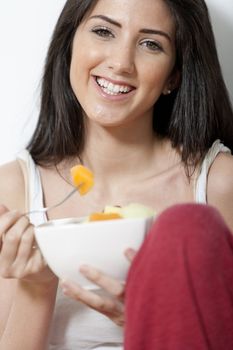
[0, 204, 9, 216]
[0, 215, 30, 264]
[124, 248, 137, 262]
[24, 247, 47, 276]
[0, 211, 24, 250]
[0, 210, 23, 241]
[79, 265, 125, 300]
[12, 225, 35, 269]
[61, 280, 124, 317]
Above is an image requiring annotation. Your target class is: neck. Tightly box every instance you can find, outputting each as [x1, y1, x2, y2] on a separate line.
[55, 119, 180, 207]
[81, 117, 159, 181]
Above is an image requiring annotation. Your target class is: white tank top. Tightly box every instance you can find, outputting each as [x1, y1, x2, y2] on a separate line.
[16, 139, 230, 350]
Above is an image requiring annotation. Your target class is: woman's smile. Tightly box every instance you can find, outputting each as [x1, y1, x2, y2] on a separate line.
[93, 75, 136, 100]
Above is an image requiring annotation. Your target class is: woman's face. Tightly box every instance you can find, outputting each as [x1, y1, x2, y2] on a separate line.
[70, 0, 177, 127]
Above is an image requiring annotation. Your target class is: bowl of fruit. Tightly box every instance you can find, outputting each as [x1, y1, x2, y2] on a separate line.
[34, 165, 155, 289]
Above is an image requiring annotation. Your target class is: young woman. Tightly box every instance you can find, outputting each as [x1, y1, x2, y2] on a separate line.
[0, 0, 233, 349]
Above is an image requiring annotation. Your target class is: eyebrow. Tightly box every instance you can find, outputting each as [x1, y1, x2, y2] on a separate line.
[89, 15, 172, 42]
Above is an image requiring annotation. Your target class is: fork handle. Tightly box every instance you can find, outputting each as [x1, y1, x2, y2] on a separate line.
[24, 187, 77, 216]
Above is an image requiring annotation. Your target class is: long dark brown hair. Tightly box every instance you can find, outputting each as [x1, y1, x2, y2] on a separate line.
[27, 0, 233, 168]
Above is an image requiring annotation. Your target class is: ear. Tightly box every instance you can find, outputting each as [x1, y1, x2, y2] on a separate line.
[162, 70, 180, 95]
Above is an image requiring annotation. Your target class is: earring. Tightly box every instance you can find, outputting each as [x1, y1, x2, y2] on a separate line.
[163, 88, 172, 95]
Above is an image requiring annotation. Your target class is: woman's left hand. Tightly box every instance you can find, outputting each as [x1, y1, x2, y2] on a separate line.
[61, 248, 136, 327]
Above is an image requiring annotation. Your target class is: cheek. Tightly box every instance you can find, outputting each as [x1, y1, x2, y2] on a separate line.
[137, 62, 174, 108]
[70, 50, 85, 85]
[70, 48, 102, 92]
[141, 58, 174, 96]
[147, 65, 169, 87]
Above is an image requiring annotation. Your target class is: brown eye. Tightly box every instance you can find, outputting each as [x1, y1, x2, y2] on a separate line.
[140, 40, 163, 52]
[91, 27, 114, 38]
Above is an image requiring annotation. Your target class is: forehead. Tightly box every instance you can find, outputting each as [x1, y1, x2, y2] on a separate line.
[85, 0, 175, 37]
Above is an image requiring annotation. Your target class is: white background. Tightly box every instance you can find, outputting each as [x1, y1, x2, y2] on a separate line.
[0, 0, 232, 165]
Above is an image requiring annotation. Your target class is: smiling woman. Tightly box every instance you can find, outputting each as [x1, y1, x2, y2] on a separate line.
[0, 0, 233, 349]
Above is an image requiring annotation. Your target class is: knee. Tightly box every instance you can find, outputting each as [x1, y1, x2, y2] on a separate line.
[127, 204, 231, 290]
[150, 203, 226, 240]
[142, 203, 230, 261]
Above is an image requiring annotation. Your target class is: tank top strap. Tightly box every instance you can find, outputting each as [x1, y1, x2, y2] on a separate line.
[16, 149, 47, 226]
[195, 140, 231, 204]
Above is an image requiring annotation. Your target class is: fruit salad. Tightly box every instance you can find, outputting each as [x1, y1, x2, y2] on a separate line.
[87, 203, 155, 222]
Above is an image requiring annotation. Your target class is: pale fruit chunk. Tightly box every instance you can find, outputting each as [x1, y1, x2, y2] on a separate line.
[70, 165, 94, 195]
[104, 203, 155, 219]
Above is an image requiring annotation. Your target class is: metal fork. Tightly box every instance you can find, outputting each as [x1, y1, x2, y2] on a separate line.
[25, 187, 78, 216]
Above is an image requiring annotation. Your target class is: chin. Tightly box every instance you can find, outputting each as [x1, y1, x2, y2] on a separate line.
[88, 112, 128, 127]
[94, 118, 125, 127]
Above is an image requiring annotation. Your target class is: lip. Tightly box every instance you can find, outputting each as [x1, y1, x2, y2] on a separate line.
[92, 75, 136, 101]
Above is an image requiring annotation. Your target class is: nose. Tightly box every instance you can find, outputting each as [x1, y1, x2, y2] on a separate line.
[107, 43, 135, 75]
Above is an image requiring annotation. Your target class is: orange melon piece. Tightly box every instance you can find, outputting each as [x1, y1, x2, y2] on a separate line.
[70, 165, 94, 195]
[89, 212, 123, 222]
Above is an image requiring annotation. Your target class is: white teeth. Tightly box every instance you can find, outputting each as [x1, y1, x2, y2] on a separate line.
[96, 77, 131, 95]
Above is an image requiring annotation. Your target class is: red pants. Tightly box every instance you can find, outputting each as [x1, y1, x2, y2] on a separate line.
[124, 204, 233, 350]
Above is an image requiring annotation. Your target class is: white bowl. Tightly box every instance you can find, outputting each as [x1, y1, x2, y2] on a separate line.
[34, 216, 153, 289]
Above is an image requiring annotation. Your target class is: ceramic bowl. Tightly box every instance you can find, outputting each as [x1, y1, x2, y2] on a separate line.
[34, 216, 153, 289]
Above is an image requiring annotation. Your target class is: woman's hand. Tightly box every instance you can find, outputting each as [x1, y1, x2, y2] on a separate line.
[0, 205, 55, 284]
[61, 248, 137, 327]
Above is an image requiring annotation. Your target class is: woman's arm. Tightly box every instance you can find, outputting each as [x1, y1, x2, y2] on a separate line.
[0, 277, 17, 338]
[207, 152, 233, 232]
[0, 161, 58, 350]
[0, 278, 57, 350]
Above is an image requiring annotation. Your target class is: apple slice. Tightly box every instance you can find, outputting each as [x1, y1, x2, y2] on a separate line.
[104, 203, 155, 218]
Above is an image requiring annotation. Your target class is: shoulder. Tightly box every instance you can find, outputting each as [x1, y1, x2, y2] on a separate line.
[208, 151, 233, 196]
[0, 160, 25, 211]
[207, 151, 233, 232]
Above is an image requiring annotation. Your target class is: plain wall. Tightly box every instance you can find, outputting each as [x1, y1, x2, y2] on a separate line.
[0, 0, 232, 165]
[0, 0, 66, 165]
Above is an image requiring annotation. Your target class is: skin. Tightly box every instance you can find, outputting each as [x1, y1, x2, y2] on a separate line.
[0, 0, 233, 347]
